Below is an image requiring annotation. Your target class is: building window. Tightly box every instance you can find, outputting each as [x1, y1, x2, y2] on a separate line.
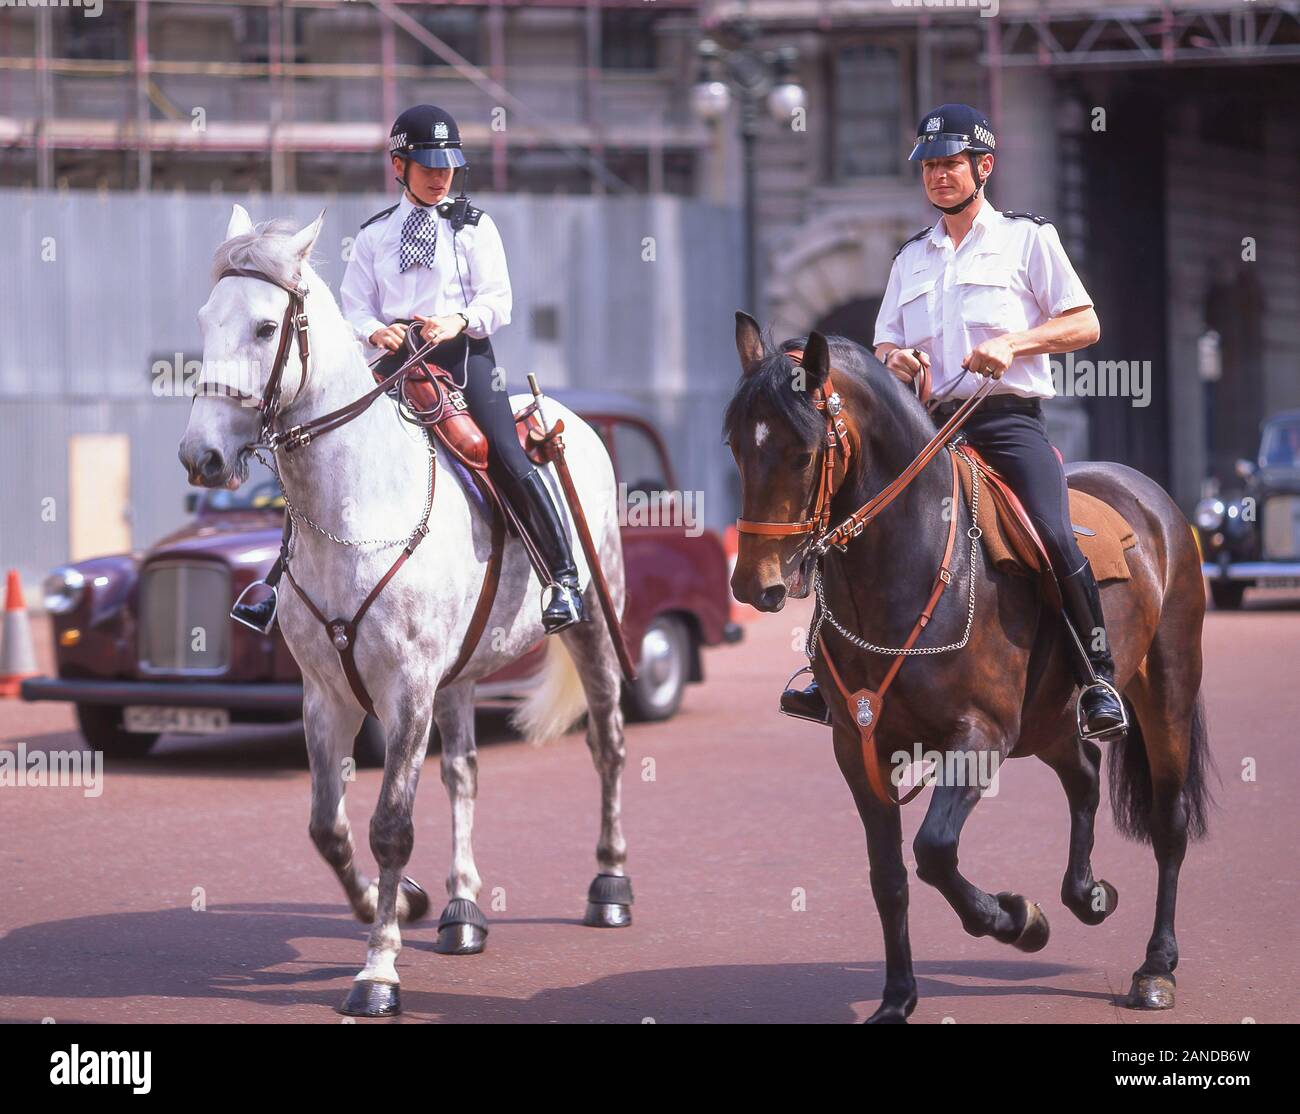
[58, 6, 131, 61]
[832, 44, 903, 179]
[416, 8, 483, 67]
[601, 11, 663, 71]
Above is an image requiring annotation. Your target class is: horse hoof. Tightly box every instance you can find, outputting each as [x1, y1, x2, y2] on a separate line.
[399, 876, 430, 923]
[1089, 879, 1119, 923]
[584, 874, 633, 927]
[997, 891, 1050, 952]
[1126, 972, 1176, 1010]
[433, 898, 488, 955]
[338, 979, 400, 1017]
[864, 999, 915, 1024]
[1067, 878, 1119, 926]
[584, 902, 632, 928]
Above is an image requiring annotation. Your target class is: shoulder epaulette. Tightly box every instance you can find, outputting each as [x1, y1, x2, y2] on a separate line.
[893, 228, 930, 260]
[360, 203, 398, 230]
[1002, 210, 1051, 225]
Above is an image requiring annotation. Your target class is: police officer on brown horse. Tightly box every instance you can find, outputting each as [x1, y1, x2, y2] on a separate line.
[781, 103, 1127, 742]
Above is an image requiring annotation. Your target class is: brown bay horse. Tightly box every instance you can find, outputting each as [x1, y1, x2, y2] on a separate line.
[724, 315, 1212, 1023]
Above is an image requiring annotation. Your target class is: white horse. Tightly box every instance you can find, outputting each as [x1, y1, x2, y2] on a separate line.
[179, 206, 632, 1017]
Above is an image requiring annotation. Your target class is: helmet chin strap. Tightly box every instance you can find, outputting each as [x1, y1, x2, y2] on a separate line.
[931, 152, 986, 215]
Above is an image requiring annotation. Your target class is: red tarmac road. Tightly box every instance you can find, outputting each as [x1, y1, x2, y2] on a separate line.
[1, 597, 1297, 1024]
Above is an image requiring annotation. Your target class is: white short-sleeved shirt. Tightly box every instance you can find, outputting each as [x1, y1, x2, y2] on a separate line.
[340, 191, 512, 358]
[873, 200, 1092, 399]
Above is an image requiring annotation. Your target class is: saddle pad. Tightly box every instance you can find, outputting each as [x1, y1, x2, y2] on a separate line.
[957, 451, 1137, 582]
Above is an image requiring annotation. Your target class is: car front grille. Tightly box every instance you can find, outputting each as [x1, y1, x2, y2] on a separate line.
[138, 561, 231, 675]
[1262, 496, 1300, 561]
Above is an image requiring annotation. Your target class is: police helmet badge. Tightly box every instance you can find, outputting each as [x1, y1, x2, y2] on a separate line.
[925, 116, 942, 133]
[433, 121, 449, 140]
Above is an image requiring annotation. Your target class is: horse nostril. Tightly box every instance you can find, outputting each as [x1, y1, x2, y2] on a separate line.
[757, 585, 787, 612]
[199, 449, 224, 480]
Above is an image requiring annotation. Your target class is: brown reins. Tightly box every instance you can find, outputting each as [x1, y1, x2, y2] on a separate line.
[735, 347, 995, 806]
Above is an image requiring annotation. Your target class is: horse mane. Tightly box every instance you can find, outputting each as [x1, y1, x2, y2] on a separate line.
[210, 218, 315, 289]
[722, 333, 935, 478]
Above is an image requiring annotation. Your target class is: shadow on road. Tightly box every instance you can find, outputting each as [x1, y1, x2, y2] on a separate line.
[0, 902, 1106, 1023]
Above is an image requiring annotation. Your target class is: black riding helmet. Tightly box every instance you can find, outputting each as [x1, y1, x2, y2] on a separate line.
[389, 104, 468, 205]
[908, 103, 996, 216]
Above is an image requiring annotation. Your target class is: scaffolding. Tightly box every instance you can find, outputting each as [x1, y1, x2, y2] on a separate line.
[1, 0, 705, 192]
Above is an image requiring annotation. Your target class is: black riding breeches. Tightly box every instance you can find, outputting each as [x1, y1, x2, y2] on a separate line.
[377, 328, 535, 483]
[945, 402, 1087, 579]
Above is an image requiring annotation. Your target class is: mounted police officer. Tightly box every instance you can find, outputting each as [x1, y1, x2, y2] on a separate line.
[232, 104, 585, 636]
[782, 103, 1127, 742]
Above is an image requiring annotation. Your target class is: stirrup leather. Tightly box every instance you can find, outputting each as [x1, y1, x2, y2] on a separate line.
[231, 580, 279, 635]
[1075, 677, 1128, 742]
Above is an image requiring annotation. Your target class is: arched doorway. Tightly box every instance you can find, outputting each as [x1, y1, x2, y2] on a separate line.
[813, 296, 882, 351]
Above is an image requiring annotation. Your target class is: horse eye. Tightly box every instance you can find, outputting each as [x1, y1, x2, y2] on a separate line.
[792, 452, 813, 469]
[257, 321, 277, 340]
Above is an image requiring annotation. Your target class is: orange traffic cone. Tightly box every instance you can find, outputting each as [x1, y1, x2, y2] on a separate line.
[0, 569, 38, 698]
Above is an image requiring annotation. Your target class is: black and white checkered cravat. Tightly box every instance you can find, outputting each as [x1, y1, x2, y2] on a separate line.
[399, 205, 438, 272]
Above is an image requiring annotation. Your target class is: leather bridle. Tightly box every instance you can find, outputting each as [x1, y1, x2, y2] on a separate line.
[198, 267, 431, 454]
[733, 348, 997, 557]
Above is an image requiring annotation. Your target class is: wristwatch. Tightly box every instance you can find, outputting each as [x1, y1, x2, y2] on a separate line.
[456, 312, 470, 330]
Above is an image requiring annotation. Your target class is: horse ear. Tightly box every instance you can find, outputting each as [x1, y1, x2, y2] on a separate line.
[225, 203, 253, 241]
[735, 311, 765, 377]
[802, 331, 831, 391]
[288, 209, 325, 263]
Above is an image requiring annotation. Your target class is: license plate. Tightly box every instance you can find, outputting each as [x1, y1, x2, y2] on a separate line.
[1258, 576, 1300, 589]
[123, 706, 230, 734]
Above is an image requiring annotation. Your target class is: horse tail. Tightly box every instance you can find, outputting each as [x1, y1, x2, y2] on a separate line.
[1107, 688, 1213, 844]
[510, 636, 587, 745]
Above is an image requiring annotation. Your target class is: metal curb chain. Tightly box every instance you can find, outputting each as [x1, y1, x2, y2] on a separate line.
[807, 447, 983, 659]
[252, 442, 436, 551]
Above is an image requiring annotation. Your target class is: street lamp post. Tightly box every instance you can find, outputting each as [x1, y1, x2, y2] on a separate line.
[692, 18, 804, 315]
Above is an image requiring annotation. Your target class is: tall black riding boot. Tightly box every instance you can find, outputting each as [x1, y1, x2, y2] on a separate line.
[1058, 561, 1127, 740]
[231, 515, 291, 634]
[501, 468, 587, 633]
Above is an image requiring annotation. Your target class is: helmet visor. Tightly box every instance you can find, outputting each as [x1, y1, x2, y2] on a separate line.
[908, 133, 975, 161]
[403, 145, 467, 170]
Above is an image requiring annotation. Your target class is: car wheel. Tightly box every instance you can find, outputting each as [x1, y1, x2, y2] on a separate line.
[353, 715, 386, 768]
[1210, 581, 1246, 610]
[74, 704, 159, 758]
[623, 614, 689, 722]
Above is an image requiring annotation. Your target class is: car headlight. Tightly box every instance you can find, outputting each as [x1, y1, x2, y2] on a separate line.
[43, 567, 86, 615]
[1193, 498, 1225, 532]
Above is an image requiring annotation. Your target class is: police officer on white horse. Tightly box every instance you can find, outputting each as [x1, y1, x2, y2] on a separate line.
[232, 104, 585, 635]
[781, 103, 1127, 742]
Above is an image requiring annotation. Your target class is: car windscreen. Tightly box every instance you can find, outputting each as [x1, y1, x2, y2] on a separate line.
[1259, 417, 1300, 469]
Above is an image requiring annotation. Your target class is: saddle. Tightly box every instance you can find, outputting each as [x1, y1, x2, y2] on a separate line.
[956, 444, 1137, 604]
[372, 358, 549, 470]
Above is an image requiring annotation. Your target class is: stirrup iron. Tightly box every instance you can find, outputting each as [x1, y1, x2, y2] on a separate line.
[231, 580, 279, 635]
[1076, 678, 1129, 742]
